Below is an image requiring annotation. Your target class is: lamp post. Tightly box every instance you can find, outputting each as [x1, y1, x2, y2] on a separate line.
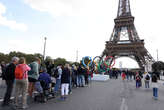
[76, 50, 78, 62]
[157, 49, 159, 61]
[43, 37, 47, 61]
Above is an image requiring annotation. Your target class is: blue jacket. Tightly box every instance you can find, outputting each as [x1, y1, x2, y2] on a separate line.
[38, 72, 51, 89]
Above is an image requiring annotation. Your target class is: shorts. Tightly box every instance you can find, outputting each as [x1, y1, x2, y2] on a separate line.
[28, 77, 37, 83]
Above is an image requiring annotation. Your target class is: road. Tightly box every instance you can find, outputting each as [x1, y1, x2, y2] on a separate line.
[1, 78, 164, 110]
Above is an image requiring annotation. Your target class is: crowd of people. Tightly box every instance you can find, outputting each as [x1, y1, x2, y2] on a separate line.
[107, 69, 160, 100]
[0, 57, 93, 109]
[0, 57, 163, 109]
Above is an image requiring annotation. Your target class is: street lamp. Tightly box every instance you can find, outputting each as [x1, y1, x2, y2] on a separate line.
[156, 49, 159, 61]
[43, 37, 47, 61]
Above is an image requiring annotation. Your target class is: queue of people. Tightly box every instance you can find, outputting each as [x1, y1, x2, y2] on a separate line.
[0, 57, 93, 109]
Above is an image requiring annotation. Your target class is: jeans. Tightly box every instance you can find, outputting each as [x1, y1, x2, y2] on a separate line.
[3, 80, 14, 104]
[126, 75, 129, 80]
[145, 81, 149, 88]
[79, 75, 85, 86]
[69, 77, 72, 92]
[153, 88, 158, 97]
[88, 75, 91, 83]
[54, 79, 61, 92]
[76, 75, 80, 87]
[136, 80, 140, 88]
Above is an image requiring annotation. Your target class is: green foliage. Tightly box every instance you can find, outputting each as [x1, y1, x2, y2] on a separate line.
[0, 51, 76, 66]
[152, 61, 164, 72]
[0, 51, 43, 64]
[54, 58, 68, 67]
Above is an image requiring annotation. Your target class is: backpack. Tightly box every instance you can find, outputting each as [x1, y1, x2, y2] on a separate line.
[15, 65, 25, 79]
[2, 64, 10, 80]
[136, 76, 140, 81]
[145, 74, 150, 80]
[53, 68, 59, 78]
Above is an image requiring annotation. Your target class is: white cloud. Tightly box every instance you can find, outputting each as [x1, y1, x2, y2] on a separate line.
[24, 0, 116, 17]
[25, 0, 73, 16]
[0, 2, 28, 31]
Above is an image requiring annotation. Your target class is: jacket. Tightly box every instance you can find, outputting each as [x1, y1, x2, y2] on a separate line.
[28, 62, 39, 80]
[38, 72, 51, 86]
[4, 63, 16, 81]
[61, 67, 70, 84]
[15, 64, 31, 80]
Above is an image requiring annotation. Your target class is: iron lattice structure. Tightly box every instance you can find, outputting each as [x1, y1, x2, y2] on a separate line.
[103, 0, 155, 69]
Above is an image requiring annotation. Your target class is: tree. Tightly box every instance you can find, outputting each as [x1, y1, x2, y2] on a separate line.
[54, 58, 68, 67]
[152, 61, 164, 72]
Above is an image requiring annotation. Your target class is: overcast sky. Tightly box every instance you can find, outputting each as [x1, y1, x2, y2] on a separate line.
[0, 0, 164, 68]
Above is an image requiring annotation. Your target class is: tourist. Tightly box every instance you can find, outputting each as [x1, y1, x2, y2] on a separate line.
[0, 64, 2, 77]
[71, 65, 77, 88]
[144, 72, 151, 88]
[28, 57, 41, 97]
[151, 73, 158, 100]
[60, 64, 70, 100]
[68, 65, 72, 94]
[38, 68, 51, 90]
[2, 57, 19, 106]
[54, 64, 62, 94]
[14, 57, 31, 109]
[121, 71, 126, 80]
[135, 72, 141, 88]
[1, 61, 6, 79]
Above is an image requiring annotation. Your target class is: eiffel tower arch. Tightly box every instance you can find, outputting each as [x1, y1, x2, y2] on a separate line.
[103, 0, 155, 70]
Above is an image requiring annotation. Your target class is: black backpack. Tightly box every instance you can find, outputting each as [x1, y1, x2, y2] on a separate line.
[145, 74, 150, 80]
[2, 64, 11, 80]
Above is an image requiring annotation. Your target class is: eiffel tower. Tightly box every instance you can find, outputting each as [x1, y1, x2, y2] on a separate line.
[103, 0, 155, 70]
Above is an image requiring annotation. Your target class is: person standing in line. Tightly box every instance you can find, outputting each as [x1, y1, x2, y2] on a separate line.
[28, 57, 41, 97]
[0, 64, 2, 77]
[2, 57, 19, 106]
[151, 73, 158, 100]
[54, 65, 62, 94]
[14, 57, 31, 109]
[77, 65, 83, 87]
[68, 65, 72, 94]
[1, 61, 6, 79]
[60, 64, 70, 100]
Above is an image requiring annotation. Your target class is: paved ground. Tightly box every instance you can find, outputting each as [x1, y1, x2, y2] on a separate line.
[1, 77, 164, 110]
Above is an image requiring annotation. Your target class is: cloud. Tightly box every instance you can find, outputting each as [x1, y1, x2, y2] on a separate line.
[25, 0, 73, 16]
[24, 0, 116, 17]
[0, 2, 28, 31]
